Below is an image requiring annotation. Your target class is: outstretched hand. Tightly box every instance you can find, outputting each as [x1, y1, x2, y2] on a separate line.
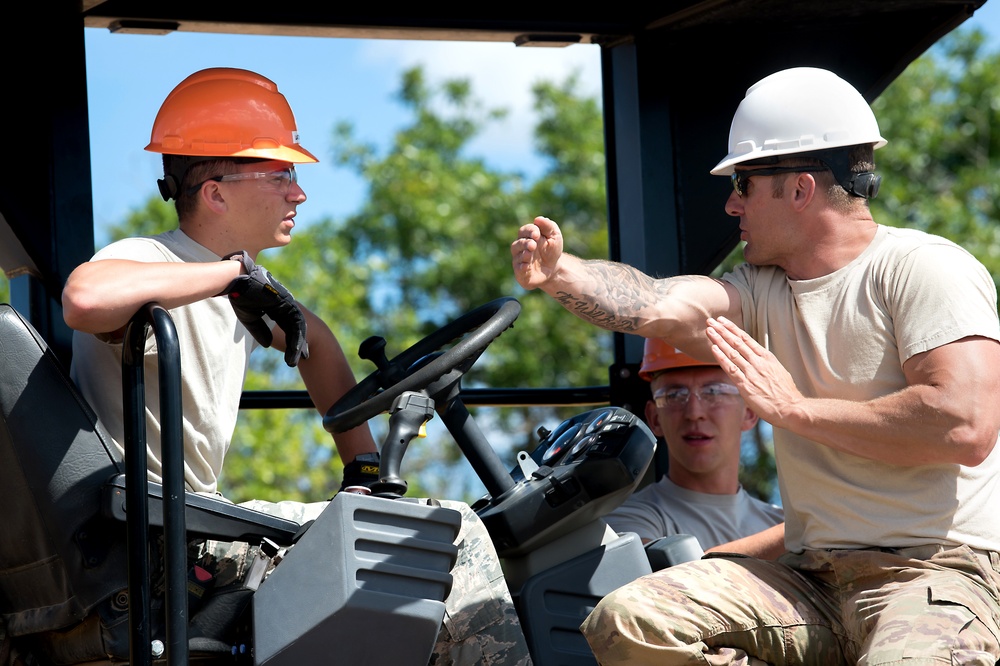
[511, 216, 564, 290]
[217, 251, 309, 367]
[707, 316, 802, 428]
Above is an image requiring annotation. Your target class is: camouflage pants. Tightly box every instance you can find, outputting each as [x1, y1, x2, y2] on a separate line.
[581, 545, 1000, 665]
[211, 497, 531, 666]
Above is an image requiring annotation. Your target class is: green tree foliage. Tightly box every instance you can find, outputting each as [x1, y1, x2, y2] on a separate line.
[107, 196, 178, 241]
[522, 76, 612, 389]
[870, 31, 1000, 286]
[101, 67, 615, 503]
[226, 214, 383, 502]
[248, 66, 612, 502]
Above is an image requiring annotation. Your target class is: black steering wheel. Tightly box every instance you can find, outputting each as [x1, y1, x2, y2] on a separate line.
[323, 297, 521, 434]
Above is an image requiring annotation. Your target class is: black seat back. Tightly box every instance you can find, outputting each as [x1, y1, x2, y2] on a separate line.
[0, 303, 129, 637]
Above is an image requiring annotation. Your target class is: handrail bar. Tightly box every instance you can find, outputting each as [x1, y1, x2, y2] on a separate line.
[122, 303, 188, 666]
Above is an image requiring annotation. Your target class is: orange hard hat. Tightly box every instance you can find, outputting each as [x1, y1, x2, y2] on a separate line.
[638, 338, 716, 381]
[145, 67, 318, 163]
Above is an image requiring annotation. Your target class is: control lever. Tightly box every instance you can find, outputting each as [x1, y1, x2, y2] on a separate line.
[371, 391, 435, 498]
[358, 336, 390, 370]
[515, 451, 539, 478]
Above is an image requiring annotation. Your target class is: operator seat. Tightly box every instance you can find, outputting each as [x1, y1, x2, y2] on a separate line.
[0, 302, 460, 666]
[0, 303, 298, 663]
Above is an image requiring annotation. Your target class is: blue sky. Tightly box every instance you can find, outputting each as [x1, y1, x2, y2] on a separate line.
[85, 31, 601, 245]
[85, 5, 999, 246]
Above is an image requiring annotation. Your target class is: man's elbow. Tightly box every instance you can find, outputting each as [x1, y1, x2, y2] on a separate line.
[62, 284, 88, 331]
[61, 281, 108, 333]
[949, 423, 998, 466]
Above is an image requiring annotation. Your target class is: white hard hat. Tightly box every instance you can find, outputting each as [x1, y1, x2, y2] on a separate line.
[710, 67, 887, 176]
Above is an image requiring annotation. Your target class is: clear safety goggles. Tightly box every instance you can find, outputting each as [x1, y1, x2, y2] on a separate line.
[653, 382, 741, 409]
[189, 167, 298, 196]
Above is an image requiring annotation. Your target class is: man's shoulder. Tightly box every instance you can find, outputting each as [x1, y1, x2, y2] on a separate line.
[94, 230, 210, 263]
[741, 488, 784, 520]
[92, 233, 171, 260]
[618, 477, 684, 510]
[875, 224, 984, 272]
[878, 224, 965, 253]
[720, 261, 784, 288]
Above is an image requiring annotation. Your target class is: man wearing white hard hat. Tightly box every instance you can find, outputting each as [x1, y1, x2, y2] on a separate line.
[605, 338, 784, 557]
[512, 67, 1000, 665]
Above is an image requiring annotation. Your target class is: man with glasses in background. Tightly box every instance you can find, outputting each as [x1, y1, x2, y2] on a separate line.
[605, 338, 784, 558]
[63, 67, 530, 666]
[511, 66, 1000, 665]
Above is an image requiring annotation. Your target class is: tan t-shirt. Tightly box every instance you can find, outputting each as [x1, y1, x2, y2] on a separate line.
[70, 230, 257, 495]
[722, 224, 1000, 552]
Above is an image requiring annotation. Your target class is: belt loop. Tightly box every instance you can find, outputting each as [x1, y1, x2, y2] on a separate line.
[895, 544, 946, 561]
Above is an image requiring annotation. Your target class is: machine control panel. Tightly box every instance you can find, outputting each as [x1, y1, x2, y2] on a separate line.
[474, 407, 655, 557]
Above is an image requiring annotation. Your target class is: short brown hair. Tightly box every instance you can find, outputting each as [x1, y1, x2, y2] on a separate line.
[165, 156, 267, 219]
[756, 145, 875, 212]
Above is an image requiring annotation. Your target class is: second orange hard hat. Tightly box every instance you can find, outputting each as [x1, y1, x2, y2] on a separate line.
[639, 338, 716, 381]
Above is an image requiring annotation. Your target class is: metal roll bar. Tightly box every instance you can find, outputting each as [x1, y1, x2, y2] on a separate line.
[122, 303, 187, 666]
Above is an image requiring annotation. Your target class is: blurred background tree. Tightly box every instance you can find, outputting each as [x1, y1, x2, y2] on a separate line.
[251, 66, 613, 502]
[871, 31, 1000, 284]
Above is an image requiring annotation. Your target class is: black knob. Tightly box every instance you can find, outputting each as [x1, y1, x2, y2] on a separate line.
[358, 336, 390, 371]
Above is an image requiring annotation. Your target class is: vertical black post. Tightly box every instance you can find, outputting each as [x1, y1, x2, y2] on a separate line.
[123, 303, 189, 666]
[150, 305, 188, 666]
[122, 312, 152, 666]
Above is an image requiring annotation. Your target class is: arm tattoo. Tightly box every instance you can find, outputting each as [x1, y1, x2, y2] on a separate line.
[553, 260, 708, 333]
[554, 290, 640, 331]
[551, 259, 654, 332]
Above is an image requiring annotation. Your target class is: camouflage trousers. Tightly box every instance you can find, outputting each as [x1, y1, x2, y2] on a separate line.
[209, 497, 531, 666]
[581, 544, 1000, 665]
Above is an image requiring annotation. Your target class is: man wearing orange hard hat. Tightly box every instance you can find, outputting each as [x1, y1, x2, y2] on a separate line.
[63, 67, 530, 665]
[605, 338, 784, 558]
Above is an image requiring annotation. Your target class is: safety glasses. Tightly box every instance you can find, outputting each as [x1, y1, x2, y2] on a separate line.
[653, 382, 741, 410]
[731, 166, 828, 198]
[188, 167, 298, 196]
[213, 167, 297, 191]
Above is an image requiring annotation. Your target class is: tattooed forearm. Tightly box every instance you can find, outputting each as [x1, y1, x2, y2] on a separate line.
[551, 260, 717, 334]
[554, 291, 640, 331]
[549, 259, 658, 332]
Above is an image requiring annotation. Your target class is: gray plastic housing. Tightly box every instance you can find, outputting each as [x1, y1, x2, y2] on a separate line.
[516, 530, 652, 666]
[253, 492, 462, 666]
[644, 533, 705, 571]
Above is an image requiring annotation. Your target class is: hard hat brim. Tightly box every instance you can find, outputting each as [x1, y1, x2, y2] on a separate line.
[145, 142, 319, 164]
[709, 137, 886, 176]
[639, 356, 718, 382]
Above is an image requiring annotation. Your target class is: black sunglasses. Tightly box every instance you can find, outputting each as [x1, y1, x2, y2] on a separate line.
[731, 166, 829, 198]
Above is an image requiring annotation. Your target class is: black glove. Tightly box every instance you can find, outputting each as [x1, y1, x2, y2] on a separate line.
[339, 452, 381, 492]
[217, 251, 309, 367]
